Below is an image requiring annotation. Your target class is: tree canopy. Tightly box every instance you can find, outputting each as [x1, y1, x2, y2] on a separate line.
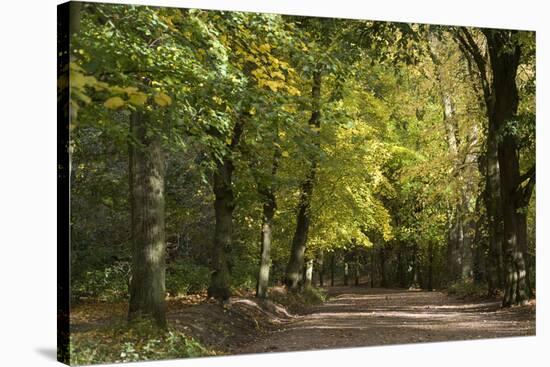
[65, 1, 535, 333]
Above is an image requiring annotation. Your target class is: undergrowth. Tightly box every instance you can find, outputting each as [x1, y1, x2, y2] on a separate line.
[269, 286, 327, 313]
[69, 319, 217, 365]
[446, 279, 488, 299]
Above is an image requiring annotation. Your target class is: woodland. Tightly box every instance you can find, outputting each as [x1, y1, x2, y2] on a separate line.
[60, 2, 536, 364]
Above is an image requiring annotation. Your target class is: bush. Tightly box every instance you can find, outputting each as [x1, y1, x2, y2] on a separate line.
[446, 279, 488, 299]
[70, 319, 215, 364]
[269, 286, 327, 314]
[302, 286, 328, 304]
[72, 261, 130, 302]
[166, 261, 210, 296]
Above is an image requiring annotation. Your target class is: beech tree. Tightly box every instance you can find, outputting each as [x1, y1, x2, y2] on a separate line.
[68, 4, 536, 336]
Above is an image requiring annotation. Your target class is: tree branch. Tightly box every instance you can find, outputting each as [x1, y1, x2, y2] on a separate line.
[454, 28, 492, 106]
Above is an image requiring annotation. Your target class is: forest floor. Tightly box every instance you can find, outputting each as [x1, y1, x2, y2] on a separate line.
[70, 286, 535, 357]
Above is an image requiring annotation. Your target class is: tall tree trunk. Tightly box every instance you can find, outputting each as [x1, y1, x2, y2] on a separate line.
[330, 253, 335, 286]
[208, 119, 245, 301]
[457, 28, 531, 306]
[255, 149, 280, 299]
[354, 252, 360, 287]
[456, 28, 505, 296]
[446, 209, 459, 283]
[472, 196, 485, 284]
[379, 247, 387, 288]
[433, 41, 479, 283]
[343, 262, 349, 286]
[460, 124, 480, 280]
[411, 243, 419, 288]
[517, 211, 532, 296]
[128, 111, 167, 328]
[256, 189, 276, 298]
[317, 250, 325, 287]
[370, 249, 375, 288]
[396, 242, 406, 287]
[484, 137, 505, 296]
[441, 94, 462, 282]
[305, 259, 313, 288]
[285, 69, 322, 290]
[428, 241, 434, 290]
[484, 30, 529, 306]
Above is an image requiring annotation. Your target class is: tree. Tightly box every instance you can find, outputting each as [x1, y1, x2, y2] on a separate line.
[284, 67, 323, 290]
[456, 27, 535, 305]
[128, 110, 167, 327]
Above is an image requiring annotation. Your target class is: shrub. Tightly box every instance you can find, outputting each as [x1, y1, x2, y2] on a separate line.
[165, 261, 210, 296]
[269, 286, 327, 314]
[446, 279, 488, 299]
[70, 319, 215, 365]
[301, 285, 327, 304]
[72, 261, 130, 302]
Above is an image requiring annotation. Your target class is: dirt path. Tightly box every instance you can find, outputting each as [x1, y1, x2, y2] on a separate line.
[238, 287, 535, 354]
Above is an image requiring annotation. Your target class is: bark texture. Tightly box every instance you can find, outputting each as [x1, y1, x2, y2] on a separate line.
[483, 29, 529, 306]
[128, 111, 167, 328]
[208, 118, 245, 301]
[256, 155, 278, 298]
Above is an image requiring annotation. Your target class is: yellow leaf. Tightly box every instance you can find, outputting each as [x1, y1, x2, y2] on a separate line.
[104, 96, 125, 109]
[265, 80, 283, 92]
[70, 71, 87, 88]
[287, 86, 301, 96]
[128, 92, 148, 106]
[258, 44, 271, 53]
[271, 71, 285, 80]
[281, 151, 290, 158]
[123, 86, 139, 94]
[154, 92, 172, 107]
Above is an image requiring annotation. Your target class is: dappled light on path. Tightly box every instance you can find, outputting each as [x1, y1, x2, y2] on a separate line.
[238, 287, 535, 354]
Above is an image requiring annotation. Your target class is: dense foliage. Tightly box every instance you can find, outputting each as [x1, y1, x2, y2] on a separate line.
[64, 3, 536, 361]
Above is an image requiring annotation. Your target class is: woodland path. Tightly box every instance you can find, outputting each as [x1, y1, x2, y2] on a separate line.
[237, 287, 535, 354]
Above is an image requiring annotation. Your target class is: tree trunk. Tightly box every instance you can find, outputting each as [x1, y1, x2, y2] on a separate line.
[305, 259, 313, 288]
[343, 262, 349, 286]
[459, 124, 479, 280]
[285, 69, 322, 291]
[208, 119, 245, 301]
[435, 49, 478, 283]
[427, 242, 434, 290]
[472, 196, 485, 284]
[397, 242, 406, 287]
[256, 189, 275, 298]
[484, 138, 504, 296]
[354, 253, 360, 287]
[411, 243, 419, 288]
[517, 211, 532, 296]
[379, 247, 387, 288]
[370, 249, 375, 288]
[484, 30, 529, 306]
[318, 250, 324, 287]
[128, 111, 167, 328]
[446, 209, 460, 283]
[330, 253, 335, 286]
[255, 149, 280, 299]
[433, 45, 463, 283]
[455, 28, 513, 297]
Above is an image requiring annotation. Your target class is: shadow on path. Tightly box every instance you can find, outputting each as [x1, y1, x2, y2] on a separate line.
[238, 287, 535, 354]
